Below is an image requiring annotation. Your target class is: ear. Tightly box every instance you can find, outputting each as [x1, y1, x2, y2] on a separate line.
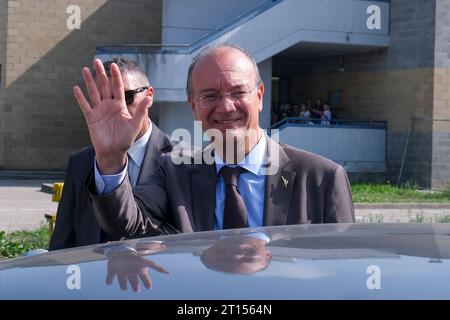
[257, 83, 264, 112]
[188, 95, 198, 119]
[146, 87, 154, 108]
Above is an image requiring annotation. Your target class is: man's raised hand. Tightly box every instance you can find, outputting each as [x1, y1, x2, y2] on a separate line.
[73, 59, 150, 174]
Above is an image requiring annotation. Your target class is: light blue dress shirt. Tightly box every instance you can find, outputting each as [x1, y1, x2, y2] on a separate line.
[127, 121, 152, 187]
[95, 120, 152, 194]
[214, 133, 266, 230]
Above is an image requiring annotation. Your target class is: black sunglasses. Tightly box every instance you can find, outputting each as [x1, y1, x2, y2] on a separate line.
[124, 86, 149, 105]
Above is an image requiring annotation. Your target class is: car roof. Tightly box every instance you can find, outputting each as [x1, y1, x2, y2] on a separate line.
[1, 223, 450, 299]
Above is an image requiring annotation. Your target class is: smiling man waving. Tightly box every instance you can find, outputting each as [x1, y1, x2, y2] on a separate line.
[74, 44, 355, 238]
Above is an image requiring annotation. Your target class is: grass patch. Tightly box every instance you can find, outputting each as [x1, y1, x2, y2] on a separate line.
[356, 214, 385, 223]
[352, 183, 450, 203]
[437, 215, 450, 223]
[0, 224, 49, 260]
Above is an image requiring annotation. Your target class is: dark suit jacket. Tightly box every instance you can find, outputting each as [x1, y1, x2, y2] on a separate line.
[90, 136, 355, 238]
[49, 123, 173, 250]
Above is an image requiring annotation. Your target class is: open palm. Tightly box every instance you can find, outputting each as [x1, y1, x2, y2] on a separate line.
[73, 59, 150, 174]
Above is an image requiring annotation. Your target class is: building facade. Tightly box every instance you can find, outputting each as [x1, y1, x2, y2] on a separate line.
[1, 0, 449, 189]
[0, 0, 162, 170]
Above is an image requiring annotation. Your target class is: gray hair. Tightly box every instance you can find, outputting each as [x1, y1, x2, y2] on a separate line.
[186, 44, 263, 97]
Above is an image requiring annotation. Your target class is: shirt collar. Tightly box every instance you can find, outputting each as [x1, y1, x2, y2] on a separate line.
[127, 119, 152, 167]
[215, 130, 266, 176]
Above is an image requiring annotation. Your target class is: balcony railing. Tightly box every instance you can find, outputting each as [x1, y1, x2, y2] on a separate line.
[270, 118, 387, 173]
[271, 117, 387, 130]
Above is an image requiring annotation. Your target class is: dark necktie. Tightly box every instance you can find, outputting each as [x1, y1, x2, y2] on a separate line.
[220, 166, 248, 229]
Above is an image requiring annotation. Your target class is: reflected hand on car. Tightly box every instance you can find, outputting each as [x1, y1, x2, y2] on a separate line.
[105, 249, 169, 292]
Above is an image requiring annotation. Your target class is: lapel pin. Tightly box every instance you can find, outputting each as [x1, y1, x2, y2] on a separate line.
[281, 176, 289, 188]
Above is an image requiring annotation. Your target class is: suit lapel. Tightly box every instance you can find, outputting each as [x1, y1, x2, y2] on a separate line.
[137, 123, 171, 185]
[191, 145, 217, 231]
[83, 148, 103, 243]
[263, 138, 296, 226]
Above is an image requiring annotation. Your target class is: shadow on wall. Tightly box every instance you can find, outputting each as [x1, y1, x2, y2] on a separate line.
[0, 0, 162, 170]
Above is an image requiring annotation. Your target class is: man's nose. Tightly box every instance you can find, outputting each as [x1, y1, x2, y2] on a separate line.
[216, 94, 236, 112]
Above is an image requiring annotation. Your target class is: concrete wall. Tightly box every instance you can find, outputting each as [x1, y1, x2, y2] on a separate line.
[435, 0, 450, 68]
[162, 0, 266, 44]
[259, 58, 272, 130]
[0, 0, 6, 88]
[278, 125, 386, 173]
[0, 0, 7, 167]
[274, 0, 438, 187]
[158, 101, 196, 144]
[0, 0, 162, 170]
[430, 0, 450, 188]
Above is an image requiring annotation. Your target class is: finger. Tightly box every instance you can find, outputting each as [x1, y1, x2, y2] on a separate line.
[110, 63, 125, 104]
[82, 67, 101, 106]
[105, 270, 116, 285]
[93, 58, 111, 101]
[118, 273, 128, 291]
[73, 86, 91, 115]
[130, 96, 151, 129]
[147, 260, 169, 274]
[128, 274, 140, 293]
[137, 270, 152, 289]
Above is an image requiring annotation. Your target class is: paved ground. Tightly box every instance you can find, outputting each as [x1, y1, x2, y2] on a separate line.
[1, 179, 450, 232]
[0, 180, 58, 232]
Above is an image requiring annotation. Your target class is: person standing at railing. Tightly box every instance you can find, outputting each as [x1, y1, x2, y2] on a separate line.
[309, 97, 323, 124]
[299, 103, 311, 124]
[271, 109, 280, 125]
[279, 103, 292, 120]
[321, 104, 332, 125]
[306, 98, 313, 112]
[310, 98, 332, 126]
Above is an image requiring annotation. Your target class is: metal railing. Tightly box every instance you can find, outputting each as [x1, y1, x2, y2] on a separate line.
[271, 117, 387, 130]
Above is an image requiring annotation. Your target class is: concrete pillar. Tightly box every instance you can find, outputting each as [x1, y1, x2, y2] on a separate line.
[258, 58, 272, 129]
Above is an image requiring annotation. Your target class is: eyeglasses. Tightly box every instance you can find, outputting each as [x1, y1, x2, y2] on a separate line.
[193, 85, 257, 108]
[124, 86, 149, 105]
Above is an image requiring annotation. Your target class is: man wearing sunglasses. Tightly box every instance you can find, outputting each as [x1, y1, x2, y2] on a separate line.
[49, 57, 173, 250]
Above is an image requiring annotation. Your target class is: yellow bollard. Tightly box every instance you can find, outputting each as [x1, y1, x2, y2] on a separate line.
[45, 214, 57, 236]
[52, 182, 64, 202]
[46, 182, 64, 237]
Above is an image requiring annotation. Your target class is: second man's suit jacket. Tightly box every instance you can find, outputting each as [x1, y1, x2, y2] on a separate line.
[89, 136, 355, 239]
[49, 123, 173, 250]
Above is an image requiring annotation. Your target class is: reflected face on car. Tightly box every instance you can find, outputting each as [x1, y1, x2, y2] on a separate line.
[200, 235, 272, 274]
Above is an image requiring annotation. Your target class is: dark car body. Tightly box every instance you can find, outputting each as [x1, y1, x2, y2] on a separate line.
[1, 223, 450, 299]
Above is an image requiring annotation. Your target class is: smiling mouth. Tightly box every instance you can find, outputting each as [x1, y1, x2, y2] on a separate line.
[215, 119, 240, 125]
